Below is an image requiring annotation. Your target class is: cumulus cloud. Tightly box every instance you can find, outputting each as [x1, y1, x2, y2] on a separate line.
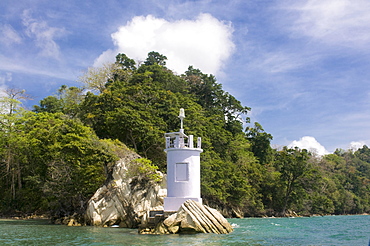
[285, 0, 370, 48]
[22, 9, 66, 58]
[94, 13, 235, 75]
[349, 141, 367, 151]
[288, 136, 330, 156]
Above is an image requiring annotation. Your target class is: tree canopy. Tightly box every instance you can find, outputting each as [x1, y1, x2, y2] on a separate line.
[1, 52, 370, 218]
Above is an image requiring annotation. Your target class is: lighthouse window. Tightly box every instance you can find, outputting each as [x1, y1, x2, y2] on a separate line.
[175, 163, 189, 181]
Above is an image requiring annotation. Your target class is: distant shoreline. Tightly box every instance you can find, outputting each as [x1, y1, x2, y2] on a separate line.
[0, 214, 50, 220]
[1, 213, 369, 221]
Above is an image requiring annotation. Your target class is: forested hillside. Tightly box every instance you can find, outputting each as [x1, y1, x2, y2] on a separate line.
[1, 52, 370, 218]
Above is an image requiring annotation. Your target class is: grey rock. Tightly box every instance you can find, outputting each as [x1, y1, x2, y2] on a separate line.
[139, 200, 233, 234]
[85, 152, 166, 227]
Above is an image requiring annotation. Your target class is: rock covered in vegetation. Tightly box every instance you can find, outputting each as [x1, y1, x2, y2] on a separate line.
[139, 200, 233, 234]
[85, 152, 167, 228]
[53, 213, 84, 226]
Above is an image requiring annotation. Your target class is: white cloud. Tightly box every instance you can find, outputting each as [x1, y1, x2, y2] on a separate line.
[349, 141, 367, 151]
[94, 13, 235, 75]
[22, 9, 66, 59]
[247, 50, 313, 75]
[0, 72, 12, 85]
[285, 0, 370, 48]
[0, 55, 74, 80]
[0, 72, 11, 97]
[288, 136, 330, 156]
[0, 24, 22, 45]
[260, 52, 302, 73]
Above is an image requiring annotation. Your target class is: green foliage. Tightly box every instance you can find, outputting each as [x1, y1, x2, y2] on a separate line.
[8, 51, 370, 218]
[33, 96, 63, 113]
[115, 53, 136, 71]
[33, 85, 84, 117]
[77, 52, 260, 215]
[129, 158, 162, 183]
[271, 147, 312, 215]
[144, 51, 167, 66]
[0, 111, 121, 216]
[246, 122, 274, 165]
[183, 66, 249, 135]
[0, 88, 32, 114]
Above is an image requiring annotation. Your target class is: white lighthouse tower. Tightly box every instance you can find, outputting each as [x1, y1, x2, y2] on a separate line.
[163, 108, 203, 212]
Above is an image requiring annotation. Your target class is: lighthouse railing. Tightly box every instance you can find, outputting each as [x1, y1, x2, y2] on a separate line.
[165, 135, 200, 149]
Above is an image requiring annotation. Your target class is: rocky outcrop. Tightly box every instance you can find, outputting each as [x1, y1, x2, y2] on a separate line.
[53, 213, 84, 226]
[85, 152, 167, 228]
[85, 148, 233, 234]
[139, 200, 233, 234]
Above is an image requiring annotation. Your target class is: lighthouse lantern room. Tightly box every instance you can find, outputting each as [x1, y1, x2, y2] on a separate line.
[163, 108, 203, 212]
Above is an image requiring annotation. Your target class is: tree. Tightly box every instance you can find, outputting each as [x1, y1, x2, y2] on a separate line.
[0, 112, 28, 200]
[274, 147, 311, 215]
[0, 88, 31, 115]
[34, 85, 84, 117]
[115, 53, 136, 70]
[246, 122, 273, 165]
[33, 52, 325, 217]
[183, 66, 250, 135]
[78, 63, 119, 94]
[144, 51, 167, 66]
[0, 89, 31, 201]
[33, 96, 63, 113]
[78, 52, 265, 216]
[0, 111, 122, 215]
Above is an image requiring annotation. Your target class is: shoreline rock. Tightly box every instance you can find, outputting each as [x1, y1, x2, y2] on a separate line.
[139, 200, 233, 234]
[85, 153, 167, 228]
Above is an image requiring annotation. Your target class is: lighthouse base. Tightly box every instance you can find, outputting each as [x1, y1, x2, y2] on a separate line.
[164, 197, 202, 212]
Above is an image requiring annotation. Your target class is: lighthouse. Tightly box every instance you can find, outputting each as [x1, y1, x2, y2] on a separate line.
[163, 108, 203, 212]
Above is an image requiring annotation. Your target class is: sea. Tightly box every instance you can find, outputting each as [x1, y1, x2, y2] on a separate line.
[0, 215, 369, 245]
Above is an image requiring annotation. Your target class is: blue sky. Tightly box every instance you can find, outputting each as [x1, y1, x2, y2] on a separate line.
[1, 0, 369, 154]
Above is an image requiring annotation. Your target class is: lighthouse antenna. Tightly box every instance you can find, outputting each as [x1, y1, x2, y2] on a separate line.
[179, 108, 185, 132]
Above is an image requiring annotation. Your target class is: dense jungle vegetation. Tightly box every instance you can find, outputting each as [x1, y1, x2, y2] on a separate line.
[1, 52, 370, 218]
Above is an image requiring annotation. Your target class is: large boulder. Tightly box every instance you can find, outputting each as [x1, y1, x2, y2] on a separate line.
[139, 200, 233, 234]
[85, 152, 166, 228]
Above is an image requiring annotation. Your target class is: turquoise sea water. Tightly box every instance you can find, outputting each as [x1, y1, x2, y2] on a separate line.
[0, 215, 369, 245]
